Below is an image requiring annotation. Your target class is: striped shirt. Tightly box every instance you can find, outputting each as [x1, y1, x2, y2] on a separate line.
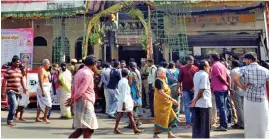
[4, 68, 22, 92]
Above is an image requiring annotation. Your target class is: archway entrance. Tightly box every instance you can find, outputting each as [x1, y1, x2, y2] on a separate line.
[75, 37, 93, 60]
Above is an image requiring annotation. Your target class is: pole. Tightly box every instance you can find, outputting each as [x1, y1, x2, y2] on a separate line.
[170, 48, 172, 61]
[147, 5, 153, 59]
[82, 13, 86, 58]
[104, 44, 107, 61]
[31, 19, 34, 28]
[264, 3, 269, 60]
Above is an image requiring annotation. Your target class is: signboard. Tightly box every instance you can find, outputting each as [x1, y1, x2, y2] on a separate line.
[116, 35, 141, 45]
[27, 73, 38, 93]
[184, 14, 256, 25]
[1, 28, 34, 69]
[164, 14, 256, 35]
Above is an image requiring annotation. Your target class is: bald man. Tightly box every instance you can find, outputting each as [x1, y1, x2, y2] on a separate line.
[36, 59, 52, 124]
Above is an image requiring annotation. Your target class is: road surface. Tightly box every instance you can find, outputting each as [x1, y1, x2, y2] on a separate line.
[1, 109, 244, 138]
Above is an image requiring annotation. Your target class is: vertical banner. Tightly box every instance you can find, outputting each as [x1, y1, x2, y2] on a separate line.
[1, 28, 34, 69]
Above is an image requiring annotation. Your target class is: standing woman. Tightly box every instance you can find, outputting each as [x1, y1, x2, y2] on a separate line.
[114, 68, 143, 134]
[128, 62, 142, 127]
[153, 67, 179, 138]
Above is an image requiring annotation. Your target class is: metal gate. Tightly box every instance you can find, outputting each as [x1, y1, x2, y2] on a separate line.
[46, 2, 84, 64]
[151, 1, 191, 61]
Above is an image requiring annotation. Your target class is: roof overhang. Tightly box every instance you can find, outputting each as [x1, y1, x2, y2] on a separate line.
[1, 0, 105, 19]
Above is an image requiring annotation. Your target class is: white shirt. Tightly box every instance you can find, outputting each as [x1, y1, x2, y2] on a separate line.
[231, 67, 244, 96]
[147, 65, 157, 84]
[117, 78, 134, 112]
[193, 70, 212, 108]
[101, 68, 111, 88]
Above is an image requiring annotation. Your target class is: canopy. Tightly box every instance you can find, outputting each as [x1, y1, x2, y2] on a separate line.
[1, 0, 105, 19]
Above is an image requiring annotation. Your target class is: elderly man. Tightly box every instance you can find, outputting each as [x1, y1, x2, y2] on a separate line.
[36, 59, 52, 124]
[233, 52, 269, 138]
[66, 55, 99, 138]
[190, 60, 212, 138]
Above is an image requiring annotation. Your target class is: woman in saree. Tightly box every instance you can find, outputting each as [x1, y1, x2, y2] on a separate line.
[126, 62, 143, 128]
[153, 67, 179, 138]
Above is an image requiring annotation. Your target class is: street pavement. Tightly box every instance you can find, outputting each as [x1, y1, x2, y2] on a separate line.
[1, 108, 244, 138]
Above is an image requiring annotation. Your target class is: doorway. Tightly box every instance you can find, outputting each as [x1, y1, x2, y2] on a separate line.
[118, 46, 146, 66]
[75, 37, 93, 60]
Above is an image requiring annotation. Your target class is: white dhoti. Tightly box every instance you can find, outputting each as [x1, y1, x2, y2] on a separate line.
[37, 83, 52, 113]
[59, 87, 71, 118]
[73, 97, 98, 129]
[244, 98, 269, 138]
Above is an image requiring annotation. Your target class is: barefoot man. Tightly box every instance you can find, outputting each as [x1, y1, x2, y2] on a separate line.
[36, 59, 52, 123]
[66, 55, 98, 138]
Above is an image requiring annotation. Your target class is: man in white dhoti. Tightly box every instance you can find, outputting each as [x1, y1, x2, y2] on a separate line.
[58, 63, 72, 119]
[114, 68, 143, 134]
[233, 52, 269, 138]
[36, 59, 52, 124]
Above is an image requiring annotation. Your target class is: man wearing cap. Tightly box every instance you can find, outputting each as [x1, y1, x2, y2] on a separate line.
[66, 55, 99, 138]
[69, 59, 77, 76]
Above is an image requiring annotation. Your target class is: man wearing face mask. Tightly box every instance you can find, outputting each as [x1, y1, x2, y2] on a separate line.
[58, 63, 72, 119]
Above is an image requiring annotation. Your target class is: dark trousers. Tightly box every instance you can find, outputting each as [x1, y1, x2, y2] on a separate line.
[214, 91, 228, 129]
[192, 107, 210, 138]
[226, 96, 232, 123]
[142, 85, 147, 107]
[149, 84, 154, 116]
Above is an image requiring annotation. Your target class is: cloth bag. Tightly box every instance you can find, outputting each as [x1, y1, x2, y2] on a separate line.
[18, 92, 30, 108]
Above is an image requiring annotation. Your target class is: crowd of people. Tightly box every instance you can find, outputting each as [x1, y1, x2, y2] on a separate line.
[1, 52, 269, 138]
